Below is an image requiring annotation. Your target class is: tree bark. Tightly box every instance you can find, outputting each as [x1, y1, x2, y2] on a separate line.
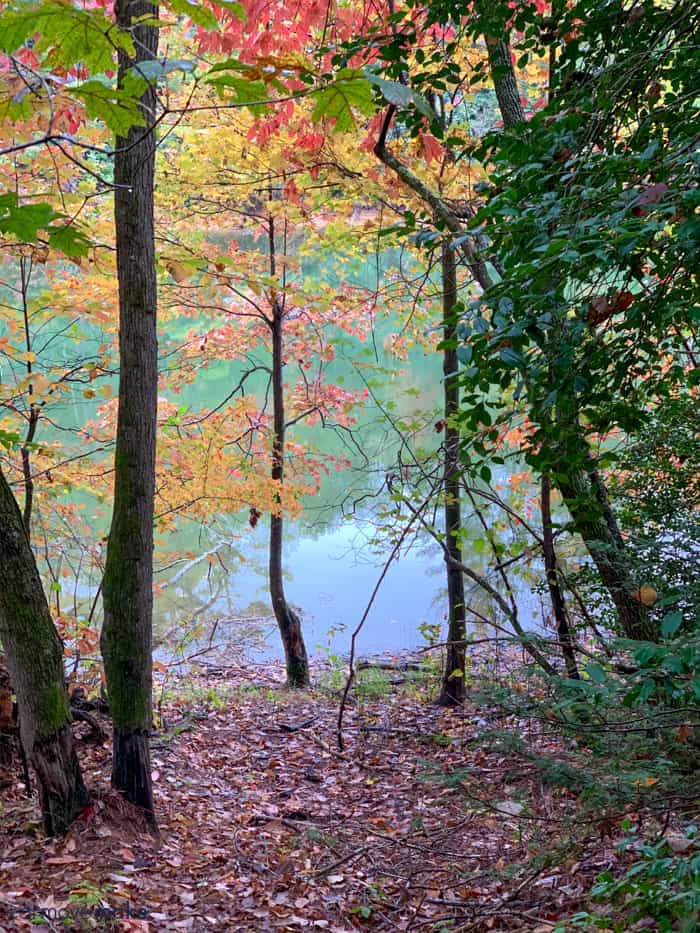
[269, 294, 310, 687]
[100, 0, 159, 824]
[555, 465, 657, 641]
[0, 467, 88, 833]
[437, 244, 467, 706]
[541, 476, 579, 678]
[267, 218, 310, 688]
[485, 37, 526, 128]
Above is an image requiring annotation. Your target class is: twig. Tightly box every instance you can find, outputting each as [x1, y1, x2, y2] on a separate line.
[306, 844, 373, 878]
[337, 507, 426, 750]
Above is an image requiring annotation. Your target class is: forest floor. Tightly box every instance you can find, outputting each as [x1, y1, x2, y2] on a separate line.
[0, 656, 642, 932]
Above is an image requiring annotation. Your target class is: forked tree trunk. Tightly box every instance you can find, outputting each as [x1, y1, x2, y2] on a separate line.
[0, 467, 88, 834]
[269, 289, 310, 688]
[437, 244, 467, 706]
[100, 0, 159, 825]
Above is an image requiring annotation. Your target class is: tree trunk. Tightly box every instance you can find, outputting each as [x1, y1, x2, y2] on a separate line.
[437, 244, 467, 706]
[0, 467, 88, 834]
[269, 290, 310, 687]
[555, 465, 657, 641]
[541, 476, 579, 678]
[19, 255, 38, 535]
[100, 0, 159, 824]
[267, 216, 309, 687]
[485, 37, 526, 129]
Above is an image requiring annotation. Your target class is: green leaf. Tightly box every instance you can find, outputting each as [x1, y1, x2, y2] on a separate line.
[47, 224, 90, 259]
[0, 91, 32, 126]
[0, 1, 135, 71]
[166, 0, 217, 28]
[661, 610, 683, 638]
[586, 663, 607, 684]
[457, 345, 473, 365]
[366, 74, 434, 120]
[312, 69, 376, 133]
[0, 194, 89, 256]
[0, 429, 21, 450]
[207, 74, 270, 114]
[72, 80, 146, 135]
[499, 346, 524, 366]
[168, 0, 245, 26]
[0, 194, 57, 240]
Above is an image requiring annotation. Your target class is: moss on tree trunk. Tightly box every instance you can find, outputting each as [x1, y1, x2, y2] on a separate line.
[0, 467, 88, 834]
[556, 464, 657, 642]
[100, 0, 159, 825]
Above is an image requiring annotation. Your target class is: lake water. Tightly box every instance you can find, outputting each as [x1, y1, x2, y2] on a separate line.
[154, 509, 546, 667]
[2, 241, 547, 669]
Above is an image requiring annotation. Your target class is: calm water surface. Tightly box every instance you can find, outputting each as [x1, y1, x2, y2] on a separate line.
[4, 243, 546, 665]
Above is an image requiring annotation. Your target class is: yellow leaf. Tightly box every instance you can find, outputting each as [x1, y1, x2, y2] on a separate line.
[630, 585, 658, 607]
[165, 260, 190, 283]
[633, 776, 659, 788]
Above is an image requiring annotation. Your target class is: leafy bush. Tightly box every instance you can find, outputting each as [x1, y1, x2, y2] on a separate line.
[560, 825, 700, 932]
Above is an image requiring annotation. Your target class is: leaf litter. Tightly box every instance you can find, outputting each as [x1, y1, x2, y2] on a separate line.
[0, 659, 650, 932]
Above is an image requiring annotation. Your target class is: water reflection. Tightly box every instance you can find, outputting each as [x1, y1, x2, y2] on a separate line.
[155, 517, 446, 663]
[3, 240, 549, 667]
[153, 504, 547, 667]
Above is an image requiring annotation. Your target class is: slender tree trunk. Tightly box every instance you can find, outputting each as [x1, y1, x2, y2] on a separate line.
[269, 298, 310, 687]
[0, 467, 88, 833]
[100, 0, 159, 824]
[541, 476, 579, 678]
[19, 255, 38, 535]
[267, 219, 309, 688]
[437, 244, 467, 706]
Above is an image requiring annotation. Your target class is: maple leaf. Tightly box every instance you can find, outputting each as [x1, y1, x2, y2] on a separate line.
[311, 69, 375, 133]
[0, 1, 135, 71]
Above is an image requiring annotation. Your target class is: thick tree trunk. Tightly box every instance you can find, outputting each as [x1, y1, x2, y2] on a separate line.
[555, 463, 656, 641]
[0, 467, 88, 834]
[483, 46, 650, 643]
[100, 0, 159, 824]
[541, 476, 579, 678]
[437, 245, 467, 706]
[269, 290, 310, 688]
[485, 37, 526, 128]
